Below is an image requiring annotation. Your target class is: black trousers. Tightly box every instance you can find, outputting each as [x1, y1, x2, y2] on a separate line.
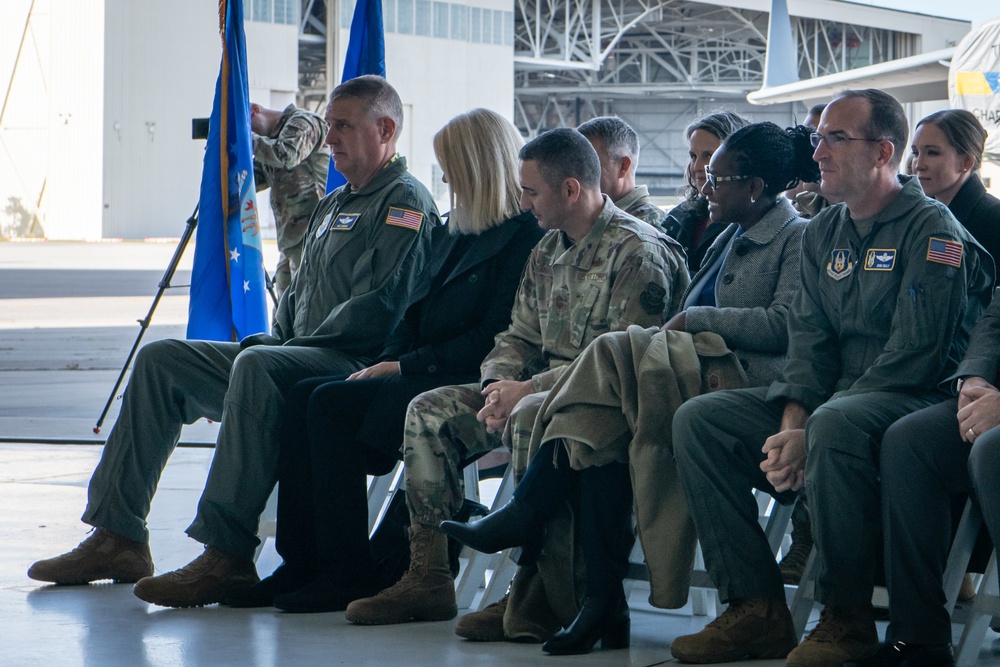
[881, 398, 1000, 645]
[516, 441, 635, 598]
[275, 375, 397, 587]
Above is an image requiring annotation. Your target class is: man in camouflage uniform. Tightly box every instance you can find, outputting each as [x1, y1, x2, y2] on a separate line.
[578, 116, 667, 231]
[27, 76, 441, 609]
[344, 128, 688, 627]
[251, 103, 330, 296]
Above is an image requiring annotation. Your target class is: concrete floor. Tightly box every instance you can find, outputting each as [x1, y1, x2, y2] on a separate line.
[2, 240, 999, 666]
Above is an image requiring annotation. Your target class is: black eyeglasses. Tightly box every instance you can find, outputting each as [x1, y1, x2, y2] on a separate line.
[704, 167, 752, 189]
[810, 132, 882, 149]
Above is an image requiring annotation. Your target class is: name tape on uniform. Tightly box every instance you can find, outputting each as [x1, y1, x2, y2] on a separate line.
[864, 248, 896, 271]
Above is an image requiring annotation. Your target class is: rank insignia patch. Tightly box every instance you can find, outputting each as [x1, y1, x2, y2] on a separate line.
[926, 237, 963, 267]
[827, 249, 854, 280]
[864, 248, 896, 271]
[331, 213, 359, 231]
[315, 212, 333, 238]
[386, 207, 423, 232]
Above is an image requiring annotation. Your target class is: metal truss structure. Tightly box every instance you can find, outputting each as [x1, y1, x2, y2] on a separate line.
[296, 0, 920, 132]
[294, 0, 921, 188]
[512, 0, 918, 135]
[298, 0, 334, 111]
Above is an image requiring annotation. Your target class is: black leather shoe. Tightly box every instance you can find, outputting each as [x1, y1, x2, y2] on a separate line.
[541, 596, 630, 655]
[439, 497, 540, 554]
[273, 579, 377, 614]
[845, 641, 955, 667]
[223, 564, 311, 608]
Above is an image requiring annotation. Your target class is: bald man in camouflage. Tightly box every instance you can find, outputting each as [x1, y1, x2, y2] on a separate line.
[251, 103, 330, 296]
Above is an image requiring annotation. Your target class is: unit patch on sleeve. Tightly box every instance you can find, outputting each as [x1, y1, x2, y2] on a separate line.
[385, 207, 424, 232]
[330, 213, 359, 231]
[826, 249, 854, 280]
[926, 237, 963, 268]
[864, 248, 896, 271]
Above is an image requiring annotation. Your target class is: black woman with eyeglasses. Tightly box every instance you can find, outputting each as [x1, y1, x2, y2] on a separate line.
[439, 121, 818, 656]
[664, 112, 751, 271]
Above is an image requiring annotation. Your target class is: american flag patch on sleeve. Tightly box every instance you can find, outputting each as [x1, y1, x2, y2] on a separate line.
[385, 207, 423, 232]
[926, 237, 963, 267]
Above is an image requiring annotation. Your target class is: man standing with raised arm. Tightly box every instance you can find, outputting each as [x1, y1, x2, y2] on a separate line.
[249, 103, 330, 296]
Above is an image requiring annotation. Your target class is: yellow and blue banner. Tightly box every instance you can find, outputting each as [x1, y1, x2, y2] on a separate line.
[326, 0, 386, 193]
[949, 18, 1000, 158]
[188, 0, 269, 341]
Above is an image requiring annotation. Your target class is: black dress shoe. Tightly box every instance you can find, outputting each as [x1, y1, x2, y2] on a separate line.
[223, 564, 312, 608]
[845, 641, 955, 667]
[439, 497, 541, 554]
[273, 579, 377, 614]
[541, 596, 630, 656]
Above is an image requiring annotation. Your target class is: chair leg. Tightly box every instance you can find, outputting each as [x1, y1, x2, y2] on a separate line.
[955, 553, 1000, 667]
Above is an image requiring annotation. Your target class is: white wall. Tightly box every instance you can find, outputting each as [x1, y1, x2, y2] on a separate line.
[0, 0, 104, 240]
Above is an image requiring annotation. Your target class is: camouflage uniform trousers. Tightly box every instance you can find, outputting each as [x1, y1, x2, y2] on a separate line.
[273, 241, 303, 298]
[403, 383, 504, 527]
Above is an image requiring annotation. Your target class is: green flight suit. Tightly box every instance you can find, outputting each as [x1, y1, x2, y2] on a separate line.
[673, 176, 995, 606]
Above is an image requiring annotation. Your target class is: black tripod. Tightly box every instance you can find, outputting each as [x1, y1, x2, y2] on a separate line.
[93, 204, 278, 433]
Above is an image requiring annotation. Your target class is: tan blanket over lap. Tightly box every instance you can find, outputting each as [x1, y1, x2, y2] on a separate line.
[508, 326, 747, 629]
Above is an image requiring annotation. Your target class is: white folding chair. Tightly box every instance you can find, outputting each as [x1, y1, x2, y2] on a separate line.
[943, 499, 1000, 666]
[453, 463, 517, 610]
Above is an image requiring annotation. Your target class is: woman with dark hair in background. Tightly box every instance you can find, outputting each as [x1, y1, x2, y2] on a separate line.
[443, 121, 819, 656]
[224, 108, 543, 612]
[911, 108, 1000, 272]
[663, 111, 751, 270]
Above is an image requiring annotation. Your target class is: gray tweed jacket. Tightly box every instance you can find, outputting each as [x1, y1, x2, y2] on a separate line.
[680, 196, 806, 387]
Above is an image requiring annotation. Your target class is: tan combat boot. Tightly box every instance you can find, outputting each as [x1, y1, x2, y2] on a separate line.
[785, 605, 878, 667]
[132, 546, 258, 608]
[779, 515, 814, 585]
[670, 597, 799, 663]
[345, 522, 457, 624]
[27, 528, 153, 584]
[455, 593, 509, 641]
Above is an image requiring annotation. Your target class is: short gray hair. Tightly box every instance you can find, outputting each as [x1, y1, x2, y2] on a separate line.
[577, 116, 639, 162]
[329, 75, 404, 134]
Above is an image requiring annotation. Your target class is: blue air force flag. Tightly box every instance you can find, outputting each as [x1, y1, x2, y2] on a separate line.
[187, 0, 269, 341]
[325, 0, 386, 193]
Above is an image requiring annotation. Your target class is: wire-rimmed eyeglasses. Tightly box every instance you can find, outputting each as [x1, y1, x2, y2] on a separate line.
[809, 132, 882, 149]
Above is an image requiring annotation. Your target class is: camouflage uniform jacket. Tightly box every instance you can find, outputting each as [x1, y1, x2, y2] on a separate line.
[480, 195, 689, 392]
[616, 184, 667, 231]
[271, 156, 441, 360]
[253, 105, 330, 269]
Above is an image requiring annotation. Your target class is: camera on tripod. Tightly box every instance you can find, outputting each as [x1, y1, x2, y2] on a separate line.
[192, 118, 210, 140]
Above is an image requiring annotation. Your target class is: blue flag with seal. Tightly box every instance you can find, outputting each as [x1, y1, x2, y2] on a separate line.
[326, 0, 386, 193]
[188, 0, 269, 341]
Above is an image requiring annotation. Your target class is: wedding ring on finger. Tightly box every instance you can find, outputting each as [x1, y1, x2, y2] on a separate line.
[967, 428, 977, 441]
